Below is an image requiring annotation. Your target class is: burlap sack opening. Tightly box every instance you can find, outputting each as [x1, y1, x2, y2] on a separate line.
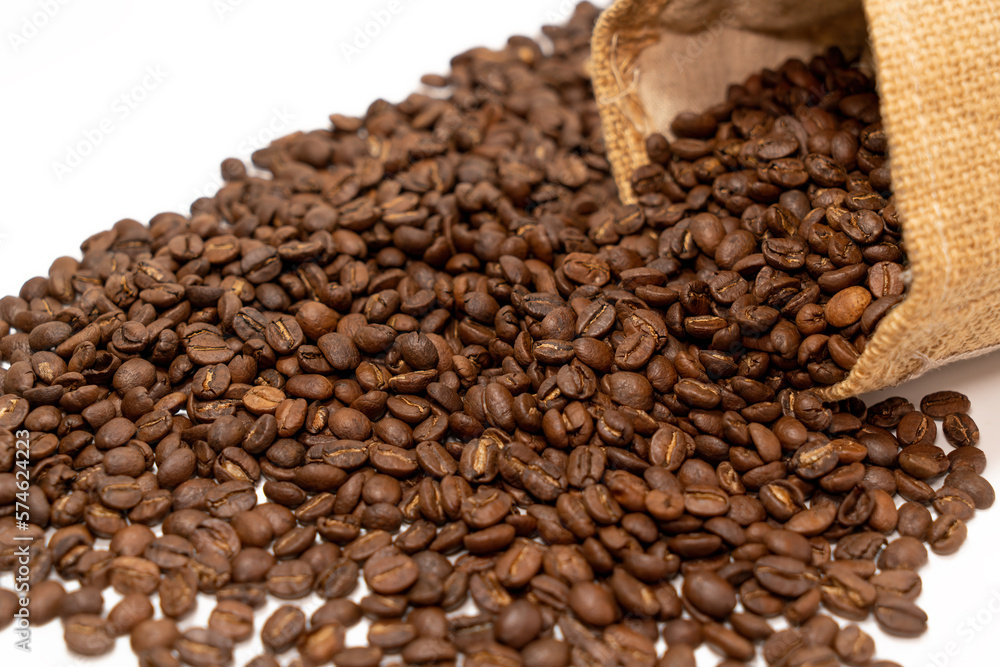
[591, 0, 1000, 400]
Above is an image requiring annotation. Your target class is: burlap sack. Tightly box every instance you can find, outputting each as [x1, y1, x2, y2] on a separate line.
[590, 0, 1000, 400]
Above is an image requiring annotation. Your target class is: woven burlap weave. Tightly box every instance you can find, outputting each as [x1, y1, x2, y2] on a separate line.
[591, 0, 1000, 399]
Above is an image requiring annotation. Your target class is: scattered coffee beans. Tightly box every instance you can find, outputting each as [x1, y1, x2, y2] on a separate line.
[0, 3, 994, 665]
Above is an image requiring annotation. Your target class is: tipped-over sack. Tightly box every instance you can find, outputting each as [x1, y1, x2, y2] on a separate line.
[590, 0, 1000, 399]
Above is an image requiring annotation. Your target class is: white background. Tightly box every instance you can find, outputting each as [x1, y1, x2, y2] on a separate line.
[1, 1, 998, 666]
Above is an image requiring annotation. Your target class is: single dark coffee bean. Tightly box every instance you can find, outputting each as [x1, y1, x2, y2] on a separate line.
[107, 593, 154, 636]
[299, 624, 347, 665]
[362, 546, 419, 594]
[895, 411, 936, 446]
[494, 599, 543, 648]
[130, 618, 182, 655]
[898, 444, 949, 479]
[867, 397, 914, 428]
[944, 468, 995, 509]
[110, 556, 161, 595]
[926, 514, 968, 555]
[754, 555, 819, 598]
[333, 646, 383, 667]
[943, 412, 980, 447]
[261, 605, 305, 653]
[521, 637, 571, 667]
[878, 536, 928, 571]
[26, 580, 65, 625]
[932, 487, 976, 520]
[920, 391, 971, 418]
[568, 581, 617, 627]
[63, 614, 115, 656]
[175, 628, 234, 667]
[266, 559, 314, 599]
[158, 565, 199, 619]
[208, 600, 255, 642]
[897, 501, 933, 539]
[59, 586, 105, 618]
[874, 593, 928, 637]
[682, 569, 737, 620]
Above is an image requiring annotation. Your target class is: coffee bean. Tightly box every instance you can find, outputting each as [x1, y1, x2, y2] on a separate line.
[108, 593, 154, 636]
[682, 569, 737, 620]
[943, 412, 980, 447]
[59, 586, 104, 618]
[874, 593, 928, 637]
[568, 581, 617, 626]
[492, 599, 542, 648]
[262, 605, 305, 653]
[110, 556, 160, 595]
[299, 623, 347, 664]
[896, 411, 937, 446]
[878, 536, 928, 571]
[944, 468, 995, 509]
[927, 514, 968, 555]
[175, 628, 234, 667]
[208, 600, 255, 642]
[63, 614, 115, 656]
[266, 559, 314, 599]
[333, 647, 383, 667]
[920, 391, 971, 418]
[362, 546, 418, 594]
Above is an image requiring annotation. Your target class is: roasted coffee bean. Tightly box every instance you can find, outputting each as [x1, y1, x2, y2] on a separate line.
[896, 411, 937, 446]
[523, 637, 571, 667]
[944, 468, 995, 509]
[898, 444, 949, 479]
[59, 586, 105, 618]
[363, 546, 419, 594]
[754, 555, 819, 597]
[266, 559, 314, 599]
[920, 391, 970, 418]
[110, 556, 160, 595]
[63, 614, 115, 656]
[262, 605, 306, 653]
[568, 581, 617, 627]
[943, 412, 980, 447]
[927, 514, 967, 555]
[175, 628, 234, 667]
[333, 646, 383, 667]
[874, 594, 928, 637]
[130, 618, 182, 654]
[682, 569, 737, 620]
[878, 536, 928, 571]
[108, 593, 154, 636]
[494, 599, 543, 648]
[207, 600, 255, 642]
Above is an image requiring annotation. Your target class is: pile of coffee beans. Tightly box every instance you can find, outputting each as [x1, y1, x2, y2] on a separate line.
[0, 2, 994, 665]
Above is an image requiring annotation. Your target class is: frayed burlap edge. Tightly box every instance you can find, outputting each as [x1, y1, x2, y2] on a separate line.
[591, 0, 668, 204]
[592, 0, 1000, 399]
